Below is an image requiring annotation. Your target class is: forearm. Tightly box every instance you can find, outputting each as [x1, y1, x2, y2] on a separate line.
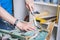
[0, 6, 16, 25]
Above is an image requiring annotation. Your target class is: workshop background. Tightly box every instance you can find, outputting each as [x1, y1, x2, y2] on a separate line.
[0, 0, 60, 40]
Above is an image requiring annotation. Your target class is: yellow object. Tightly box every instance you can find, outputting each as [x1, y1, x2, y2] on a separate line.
[35, 11, 49, 24]
[36, 17, 46, 24]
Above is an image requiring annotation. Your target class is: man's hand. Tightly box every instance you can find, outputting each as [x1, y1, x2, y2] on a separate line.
[25, 0, 34, 12]
[16, 21, 36, 31]
[0, 6, 36, 31]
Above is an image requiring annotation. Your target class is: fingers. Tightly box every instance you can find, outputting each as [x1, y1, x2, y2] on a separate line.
[18, 21, 36, 31]
[22, 26, 36, 31]
[25, 26, 36, 31]
[29, 4, 34, 12]
[26, 26, 36, 31]
[25, 0, 34, 12]
[23, 28, 31, 31]
[24, 28, 34, 31]
[29, 26, 36, 30]
[24, 29, 29, 31]
[25, 2, 34, 12]
[26, 3, 31, 11]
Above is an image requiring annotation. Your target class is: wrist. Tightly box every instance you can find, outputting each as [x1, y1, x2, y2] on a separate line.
[14, 19, 23, 26]
[14, 20, 24, 27]
[14, 19, 18, 26]
[16, 21, 23, 27]
[16, 20, 24, 30]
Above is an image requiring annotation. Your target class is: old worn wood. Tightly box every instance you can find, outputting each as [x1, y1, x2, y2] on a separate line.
[46, 22, 55, 40]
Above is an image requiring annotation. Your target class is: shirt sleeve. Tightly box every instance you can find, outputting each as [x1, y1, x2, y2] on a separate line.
[0, 0, 2, 6]
[0, 0, 13, 15]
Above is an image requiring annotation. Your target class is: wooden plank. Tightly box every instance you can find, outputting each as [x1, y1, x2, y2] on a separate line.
[46, 22, 55, 40]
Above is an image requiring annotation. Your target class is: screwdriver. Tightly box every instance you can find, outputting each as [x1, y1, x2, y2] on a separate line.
[31, 11, 41, 29]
